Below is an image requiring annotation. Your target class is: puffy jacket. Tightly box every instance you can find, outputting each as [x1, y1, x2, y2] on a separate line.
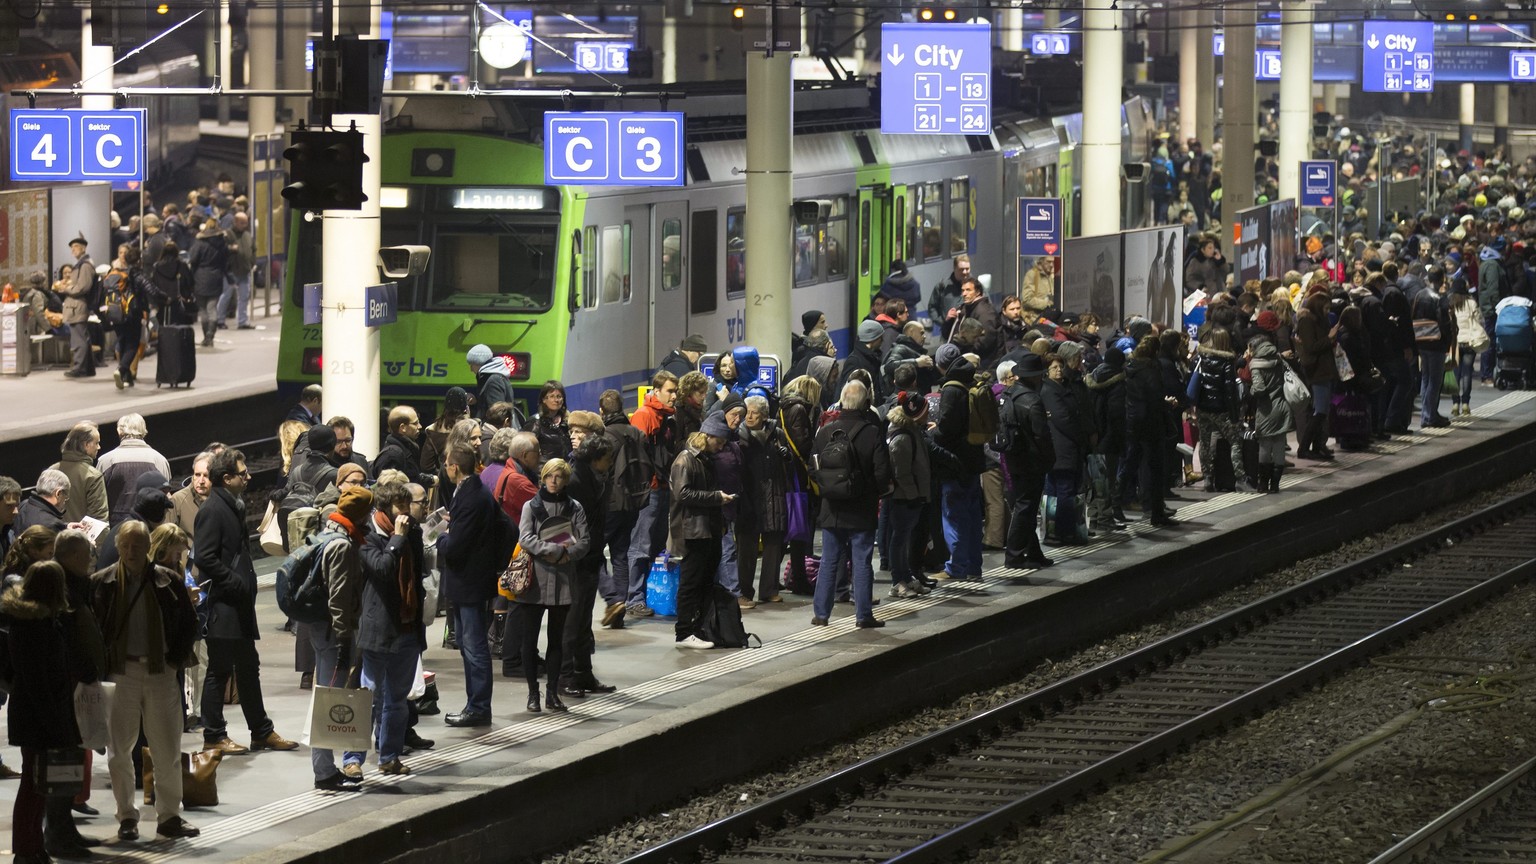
[880, 269, 922, 309]
[2, 589, 94, 749]
[1478, 249, 1507, 317]
[1247, 335, 1295, 438]
[933, 358, 984, 478]
[1194, 345, 1240, 419]
[187, 236, 228, 298]
[1086, 362, 1127, 455]
[885, 417, 931, 502]
[667, 445, 723, 549]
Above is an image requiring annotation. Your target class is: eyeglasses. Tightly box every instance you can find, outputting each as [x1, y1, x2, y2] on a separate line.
[335, 437, 354, 445]
[410, 498, 427, 506]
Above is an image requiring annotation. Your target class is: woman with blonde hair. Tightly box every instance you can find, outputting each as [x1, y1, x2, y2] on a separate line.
[777, 376, 821, 594]
[515, 458, 587, 713]
[278, 420, 307, 474]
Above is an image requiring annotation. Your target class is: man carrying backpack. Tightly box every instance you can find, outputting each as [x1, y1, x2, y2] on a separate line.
[997, 357, 1055, 569]
[306, 487, 371, 789]
[599, 389, 647, 629]
[810, 379, 891, 628]
[932, 343, 986, 581]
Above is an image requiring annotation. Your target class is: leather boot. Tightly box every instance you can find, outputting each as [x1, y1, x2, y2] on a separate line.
[1269, 463, 1283, 492]
[526, 689, 541, 713]
[1235, 471, 1259, 493]
[1255, 464, 1271, 492]
[1310, 414, 1335, 459]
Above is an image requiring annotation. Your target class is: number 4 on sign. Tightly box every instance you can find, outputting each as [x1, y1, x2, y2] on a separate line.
[31, 134, 56, 167]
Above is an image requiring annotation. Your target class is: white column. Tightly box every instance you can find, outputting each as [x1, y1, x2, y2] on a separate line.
[1002, 8, 1023, 53]
[1222, 4, 1256, 258]
[1460, 82, 1476, 153]
[1322, 83, 1338, 115]
[662, 16, 677, 83]
[852, 7, 866, 75]
[1494, 84, 1510, 147]
[1195, 9, 1215, 149]
[1278, 3, 1313, 204]
[743, 51, 792, 367]
[1081, 2, 1124, 237]
[1179, 9, 1198, 146]
[80, 11, 113, 111]
[247, 0, 277, 137]
[321, 113, 383, 457]
[217, 0, 233, 124]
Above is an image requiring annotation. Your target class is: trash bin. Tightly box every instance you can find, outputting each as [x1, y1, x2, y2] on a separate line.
[0, 303, 30, 376]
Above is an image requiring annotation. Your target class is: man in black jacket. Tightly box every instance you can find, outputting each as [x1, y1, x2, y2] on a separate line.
[942, 278, 1003, 369]
[372, 406, 433, 488]
[809, 379, 891, 628]
[196, 448, 298, 755]
[841, 319, 888, 406]
[599, 390, 646, 627]
[997, 357, 1054, 568]
[932, 343, 985, 580]
[435, 444, 507, 727]
[358, 481, 428, 775]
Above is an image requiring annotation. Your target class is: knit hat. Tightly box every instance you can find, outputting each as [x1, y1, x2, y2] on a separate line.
[336, 487, 374, 524]
[700, 414, 731, 439]
[1103, 347, 1125, 369]
[681, 334, 708, 352]
[802, 310, 825, 334]
[336, 462, 367, 487]
[1056, 341, 1084, 363]
[308, 423, 337, 453]
[135, 470, 171, 493]
[935, 342, 963, 372]
[899, 391, 928, 418]
[718, 391, 745, 419]
[1255, 310, 1280, 332]
[132, 488, 172, 525]
[466, 343, 493, 366]
[857, 319, 884, 343]
[444, 386, 470, 415]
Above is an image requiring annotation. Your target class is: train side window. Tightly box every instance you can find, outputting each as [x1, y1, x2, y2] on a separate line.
[690, 209, 718, 315]
[660, 219, 682, 291]
[793, 207, 817, 287]
[826, 197, 848, 279]
[949, 178, 969, 256]
[919, 181, 943, 262]
[859, 198, 871, 277]
[894, 194, 907, 263]
[600, 225, 625, 305]
[726, 208, 747, 298]
[622, 223, 633, 302]
[583, 226, 598, 308]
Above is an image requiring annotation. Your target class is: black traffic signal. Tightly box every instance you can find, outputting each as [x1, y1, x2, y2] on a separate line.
[281, 128, 369, 212]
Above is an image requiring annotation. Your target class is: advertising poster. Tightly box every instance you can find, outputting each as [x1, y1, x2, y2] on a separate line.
[1062, 234, 1122, 325]
[1122, 225, 1185, 328]
[1268, 199, 1298, 278]
[1236, 203, 1271, 285]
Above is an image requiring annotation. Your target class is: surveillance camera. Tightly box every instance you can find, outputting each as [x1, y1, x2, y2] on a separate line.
[1122, 162, 1148, 181]
[378, 245, 431, 279]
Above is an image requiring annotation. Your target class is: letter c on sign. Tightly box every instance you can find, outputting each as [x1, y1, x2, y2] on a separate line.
[96, 133, 123, 169]
[565, 136, 593, 173]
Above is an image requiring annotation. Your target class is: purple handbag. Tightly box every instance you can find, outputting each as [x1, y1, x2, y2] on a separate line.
[785, 472, 812, 543]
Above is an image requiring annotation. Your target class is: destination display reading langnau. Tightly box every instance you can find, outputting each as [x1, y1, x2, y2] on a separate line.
[880, 22, 991, 135]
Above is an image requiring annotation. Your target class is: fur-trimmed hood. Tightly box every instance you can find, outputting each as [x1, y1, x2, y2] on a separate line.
[0, 585, 58, 619]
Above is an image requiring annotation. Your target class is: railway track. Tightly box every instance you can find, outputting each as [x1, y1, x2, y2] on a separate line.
[1368, 756, 1536, 863]
[620, 488, 1536, 864]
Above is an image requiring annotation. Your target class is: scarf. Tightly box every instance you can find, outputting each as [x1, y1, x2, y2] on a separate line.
[373, 510, 419, 627]
[327, 511, 367, 545]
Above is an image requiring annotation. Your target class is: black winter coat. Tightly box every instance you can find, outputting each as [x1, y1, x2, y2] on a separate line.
[842, 342, 888, 406]
[2, 590, 94, 748]
[740, 421, 789, 534]
[358, 525, 427, 654]
[1041, 378, 1087, 472]
[813, 413, 891, 531]
[14, 493, 66, 533]
[933, 360, 984, 479]
[437, 474, 508, 604]
[372, 432, 432, 488]
[566, 456, 610, 567]
[1194, 345, 1240, 420]
[1087, 364, 1127, 456]
[187, 236, 228, 299]
[998, 383, 1053, 479]
[1125, 358, 1167, 440]
[194, 488, 260, 640]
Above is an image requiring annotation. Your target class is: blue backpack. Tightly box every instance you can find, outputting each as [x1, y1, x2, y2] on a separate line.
[274, 529, 346, 624]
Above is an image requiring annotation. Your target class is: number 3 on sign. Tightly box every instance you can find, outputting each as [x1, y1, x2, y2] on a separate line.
[634, 136, 662, 172]
[31, 134, 56, 167]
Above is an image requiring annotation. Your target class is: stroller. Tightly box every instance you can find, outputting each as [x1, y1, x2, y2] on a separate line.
[1494, 297, 1534, 390]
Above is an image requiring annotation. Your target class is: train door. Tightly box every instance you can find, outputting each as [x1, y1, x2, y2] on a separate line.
[856, 187, 886, 309]
[649, 201, 688, 371]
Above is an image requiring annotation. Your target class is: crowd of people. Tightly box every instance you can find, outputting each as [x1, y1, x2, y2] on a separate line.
[1, 175, 258, 387]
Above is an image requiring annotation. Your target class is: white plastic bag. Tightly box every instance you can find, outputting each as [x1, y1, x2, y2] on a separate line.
[74, 681, 115, 751]
[302, 685, 373, 751]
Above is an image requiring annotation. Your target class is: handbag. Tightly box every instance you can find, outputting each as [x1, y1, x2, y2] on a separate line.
[1412, 318, 1442, 344]
[143, 748, 221, 807]
[1333, 343, 1355, 381]
[1281, 361, 1310, 408]
[301, 685, 374, 751]
[258, 501, 285, 557]
[498, 543, 534, 600]
[73, 681, 114, 751]
[784, 471, 812, 544]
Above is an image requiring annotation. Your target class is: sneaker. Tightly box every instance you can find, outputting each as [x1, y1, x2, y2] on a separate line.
[377, 759, 410, 776]
[676, 635, 713, 649]
[737, 596, 757, 610]
[600, 602, 626, 627]
[626, 603, 655, 618]
[113, 370, 124, 390]
[759, 594, 784, 603]
[314, 773, 354, 792]
[205, 737, 249, 755]
[340, 763, 364, 781]
[890, 582, 918, 599]
[156, 816, 200, 839]
[250, 731, 300, 751]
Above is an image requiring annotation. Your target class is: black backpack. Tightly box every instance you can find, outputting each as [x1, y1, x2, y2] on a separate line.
[101, 268, 131, 326]
[696, 584, 761, 649]
[811, 423, 865, 501]
[607, 429, 651, 512]
[275, 529, 346, 624]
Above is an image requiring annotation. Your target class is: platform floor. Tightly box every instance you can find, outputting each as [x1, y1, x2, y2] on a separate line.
[2, 388, 1534, 864]
[0, 312, 282, 446]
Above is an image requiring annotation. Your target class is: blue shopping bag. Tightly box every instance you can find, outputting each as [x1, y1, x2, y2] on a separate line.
[647, 552, 680, 617]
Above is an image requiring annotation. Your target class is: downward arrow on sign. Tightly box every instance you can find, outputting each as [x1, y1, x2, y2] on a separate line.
[1366, 34, 1380, 49]
[887, 46, 905, 66]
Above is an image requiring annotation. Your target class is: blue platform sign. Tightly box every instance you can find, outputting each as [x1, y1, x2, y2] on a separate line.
[1512, 51, 1536, 81]
[365, 283, 398, 327]
[10, 108, 145, 182]
[1017, 197, 1062, 258]
[880, 23, 991, 135]
[1299, 160, 1336, 208]
[1363, 20, 1434, 92]
[303, 283, 322, 326]
[1029, 33, 1069, 55]
[1255, 49, 1283, 80]
[544, 111, 685, 187]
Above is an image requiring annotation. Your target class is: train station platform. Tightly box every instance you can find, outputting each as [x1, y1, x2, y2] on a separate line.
[4, 389, 1535, 864]
[0, 314, 284, 478]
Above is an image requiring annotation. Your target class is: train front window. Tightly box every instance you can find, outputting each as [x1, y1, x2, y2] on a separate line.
[426, 220, 558, 312]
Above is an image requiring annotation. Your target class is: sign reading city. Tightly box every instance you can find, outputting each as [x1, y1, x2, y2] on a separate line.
[1363, 20, 1434, 92]
[10, 108, 145, 182]
[1029, 33, 1070, 55]
[1017, 197, 1062, 257]
[880, 23, 991, 135]
[1299, 160, 1336, 207]
[543, 111, 685, 187]
[1512, 51, 1536, 81]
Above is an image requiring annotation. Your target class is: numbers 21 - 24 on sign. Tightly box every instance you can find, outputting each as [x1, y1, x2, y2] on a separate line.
[10, 108, 145, 182]
[543, 112, 684, 187]
[880, 22, 991, 135]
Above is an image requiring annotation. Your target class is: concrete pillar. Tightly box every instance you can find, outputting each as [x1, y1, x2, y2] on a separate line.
[662, 16, 677, 83]
[217, 0, 233, 124]
[1195, 8, 1216, 150]
[1081, 1, 1124, 237]
[1495, 84, 1510, 147]
[1460, 83, 1475, 154]
[321, 112, 383, 457]
[1221, 4, 1256, 260]
[1179, 9, 1198, 146]
[80, 11, 112, 111]
[852, 7, 866, 75]
[247, 0, 277, 138]
[743, 51, 793, 369]
[1278, 3, 1313, 204]
[1002, 8, 1023, 53]
[1322, 83, 1338, 115]
[278, 4, 309, 124]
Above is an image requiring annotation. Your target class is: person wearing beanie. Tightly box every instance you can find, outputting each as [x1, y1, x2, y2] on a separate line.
[305, 486, 373, 789]
[420, 387, 470, 490]
[1245, 323, 1295, 493]
[885, 391, 933, 597]
[285, 424, 340, 512]
[841, 319, 889, 407]
[95, 488, 175, 569]
[669, 415, 734, 647]
[1086, 347, 1129, 527]
[997, 354, 1054, 569]
[466, 344, 514, 421]
[792, 310, 828, 366]
[660, 334, 707, 379]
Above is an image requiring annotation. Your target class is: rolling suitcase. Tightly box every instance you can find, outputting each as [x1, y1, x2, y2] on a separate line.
[156, 324, 196, 388]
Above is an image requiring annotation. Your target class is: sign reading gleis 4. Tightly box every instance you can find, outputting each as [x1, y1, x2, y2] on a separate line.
[10, 108, 145, 182]
[880, 23, 991, 135]
[543, 111, 685, 187]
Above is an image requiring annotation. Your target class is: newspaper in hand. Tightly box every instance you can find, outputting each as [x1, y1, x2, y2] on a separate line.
[79, 515, 110, 545]
[420, 507, 449, 545]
